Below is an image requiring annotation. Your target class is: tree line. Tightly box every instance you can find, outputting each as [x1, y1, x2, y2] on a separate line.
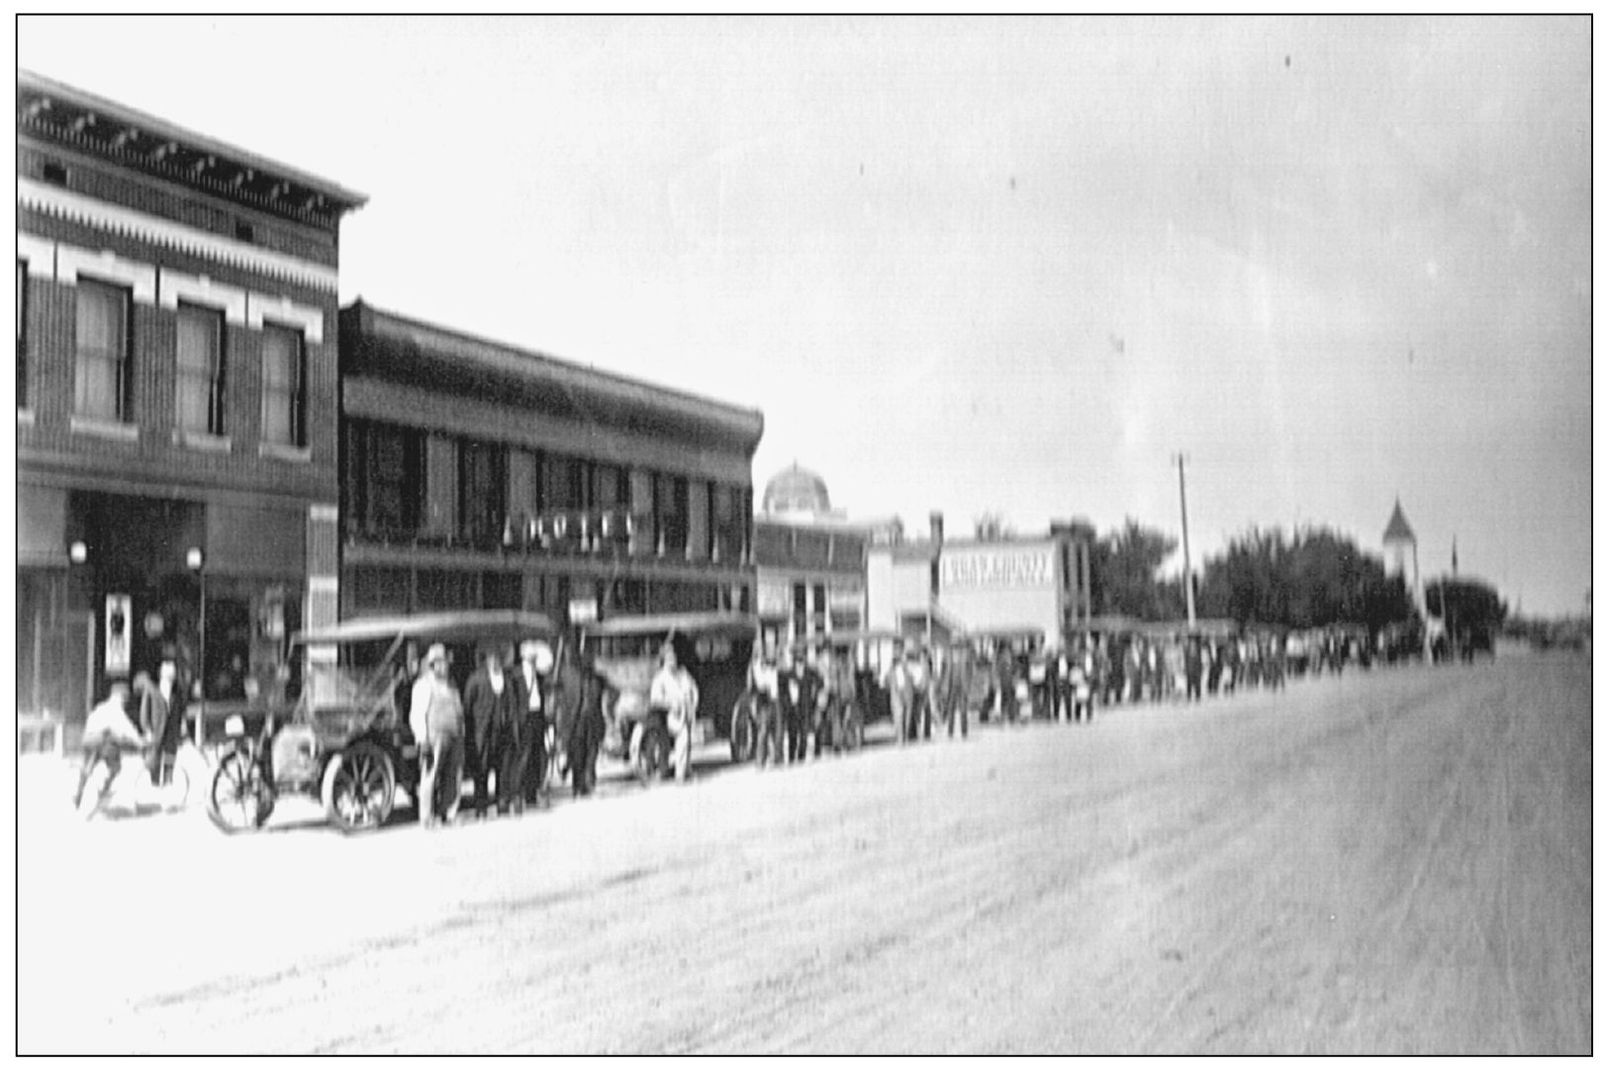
[1060, 517, 1506, 634]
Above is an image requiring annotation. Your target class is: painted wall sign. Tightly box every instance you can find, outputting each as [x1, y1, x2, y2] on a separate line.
[939, 547, 1054, 590]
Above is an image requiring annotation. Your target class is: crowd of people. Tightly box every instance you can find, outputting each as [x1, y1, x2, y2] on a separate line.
[399, 637, 616, 827]
[731, 624, 1390, 761]
[72, 620, 1394, 823]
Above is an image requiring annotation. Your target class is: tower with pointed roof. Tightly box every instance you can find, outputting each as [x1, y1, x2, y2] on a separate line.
[1383, 498, 1423, 615]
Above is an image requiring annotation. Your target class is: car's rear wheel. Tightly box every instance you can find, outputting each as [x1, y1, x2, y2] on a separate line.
[207, 751, 274, 833]
[322, 742, 396, 833]
[729, 696, 755, 763]
[636, 723, 670, 784]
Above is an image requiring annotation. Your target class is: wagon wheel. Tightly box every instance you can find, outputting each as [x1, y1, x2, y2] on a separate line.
[321, 742, 396, 833]
[729, 695, 756, 763]
[207, 751, 275, 834]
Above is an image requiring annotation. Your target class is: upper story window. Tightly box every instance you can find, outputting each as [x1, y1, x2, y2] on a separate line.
[710, 482, 748, 563]
[541, 454, 587, 511]
[457, 437, 507, 547]
[16, 261, 28, 410]
[260, 322, 305, 447]
[74, 277, 132, 421]
[593, 463, 625, 509]
[344, 419, 423, 539]
[656, 473, 689, 556]
[176, 302, 226, 436]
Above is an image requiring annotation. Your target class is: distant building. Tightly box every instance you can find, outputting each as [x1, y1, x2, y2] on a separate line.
[865, 512, 1092, 644]
[16, 71, 366, 737]
[337, 302, 763, 625]
[1383, 498, 1424, 615]
[751, 463, 899, 643]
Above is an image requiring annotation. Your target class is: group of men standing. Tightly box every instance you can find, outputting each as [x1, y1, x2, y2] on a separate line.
[746, 641, 860, 767]
[405, 637, 608, 827]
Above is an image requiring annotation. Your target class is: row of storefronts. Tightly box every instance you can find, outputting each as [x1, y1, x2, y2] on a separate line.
[15, 68, 1097, 741]
[15, 70, 763, 743]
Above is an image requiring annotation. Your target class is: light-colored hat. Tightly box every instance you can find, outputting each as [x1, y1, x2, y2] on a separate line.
[522, 639, 554, 674]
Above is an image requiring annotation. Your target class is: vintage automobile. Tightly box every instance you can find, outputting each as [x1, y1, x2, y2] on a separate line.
[578, 611, 758, 782]
[206, 609, 560, 834]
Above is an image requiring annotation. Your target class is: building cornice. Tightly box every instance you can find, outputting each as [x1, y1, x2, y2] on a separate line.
[18, 69, 367, 223]
[19, 176, 339, 293]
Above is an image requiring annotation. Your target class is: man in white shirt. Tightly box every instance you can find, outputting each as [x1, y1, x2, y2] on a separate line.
[651, 642, 700, 782]
[410, 644, 465, 827]
[74, 682, 148, 810]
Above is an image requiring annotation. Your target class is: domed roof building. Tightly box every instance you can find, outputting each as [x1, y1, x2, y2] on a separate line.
[752, 463, 902, 641]
[762, 463, 834, 517]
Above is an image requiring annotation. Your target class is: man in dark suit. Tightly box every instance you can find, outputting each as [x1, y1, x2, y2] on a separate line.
[140, 657, 183, 783]
[463, 644, 520, 817]
[555, 643, 607, 797]
[510, 639, 552, 811]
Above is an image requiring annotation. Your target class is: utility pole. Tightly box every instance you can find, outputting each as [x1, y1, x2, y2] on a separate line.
[1175, 453, 1196, 627]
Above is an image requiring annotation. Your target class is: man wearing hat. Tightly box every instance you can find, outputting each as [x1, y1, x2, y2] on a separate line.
[464, 642, 519, 818]
[512, 638, 554, 809]
[558, 641, 608, 797]
[410, 644, 465, 826]
[515, 637, 553, 804]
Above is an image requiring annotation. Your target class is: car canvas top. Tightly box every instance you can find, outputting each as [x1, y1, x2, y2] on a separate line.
[291, 609, 560, 647]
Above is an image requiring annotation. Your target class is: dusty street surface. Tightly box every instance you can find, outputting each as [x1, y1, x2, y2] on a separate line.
[18, 651, 1590, 1054]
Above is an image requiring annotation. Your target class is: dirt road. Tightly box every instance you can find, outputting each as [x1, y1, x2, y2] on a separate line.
[18, 651, 1590, 1053]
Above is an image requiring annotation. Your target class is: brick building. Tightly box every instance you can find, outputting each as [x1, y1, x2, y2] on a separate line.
[337, 302, 763, 625]
[16, 71, 366, 738]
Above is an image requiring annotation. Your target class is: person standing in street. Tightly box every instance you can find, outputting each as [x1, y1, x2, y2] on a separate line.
[410, 644, 465, 827]
[1055, 643, 1074, 723]
[463, 644, 519, 818]
[885, 643, 913, 744]
[650, 641, 700, 782]
[139, 658, 181, 784]
[793, 645, 821, 761]
[512, 639, 552, 810]
[749, 639, 783, 768]
[909, 646, 932, 739]
[1027, 641, 1050, 721]
[561, 643, 607, 797]
[1073, 638, 1095, 722]
[811, 646, 837, 756]
[1185, 636, 1204, 702]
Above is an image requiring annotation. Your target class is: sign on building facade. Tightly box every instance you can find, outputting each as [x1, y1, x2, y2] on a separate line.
[939, 546, 1055, 590]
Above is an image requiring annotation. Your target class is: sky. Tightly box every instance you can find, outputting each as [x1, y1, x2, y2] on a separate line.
[16, 15, 1593, 616]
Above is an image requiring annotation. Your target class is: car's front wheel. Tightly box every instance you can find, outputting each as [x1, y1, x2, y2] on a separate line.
[321, 742, 396, 833]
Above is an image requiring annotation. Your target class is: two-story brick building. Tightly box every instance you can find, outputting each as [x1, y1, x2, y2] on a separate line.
[16, 71, 366, 737]
[337, 301, 763, 626]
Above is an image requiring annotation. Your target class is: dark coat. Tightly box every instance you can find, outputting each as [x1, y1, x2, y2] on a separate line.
[463, 667, 520, 757]
[141, 685, 184, 754]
